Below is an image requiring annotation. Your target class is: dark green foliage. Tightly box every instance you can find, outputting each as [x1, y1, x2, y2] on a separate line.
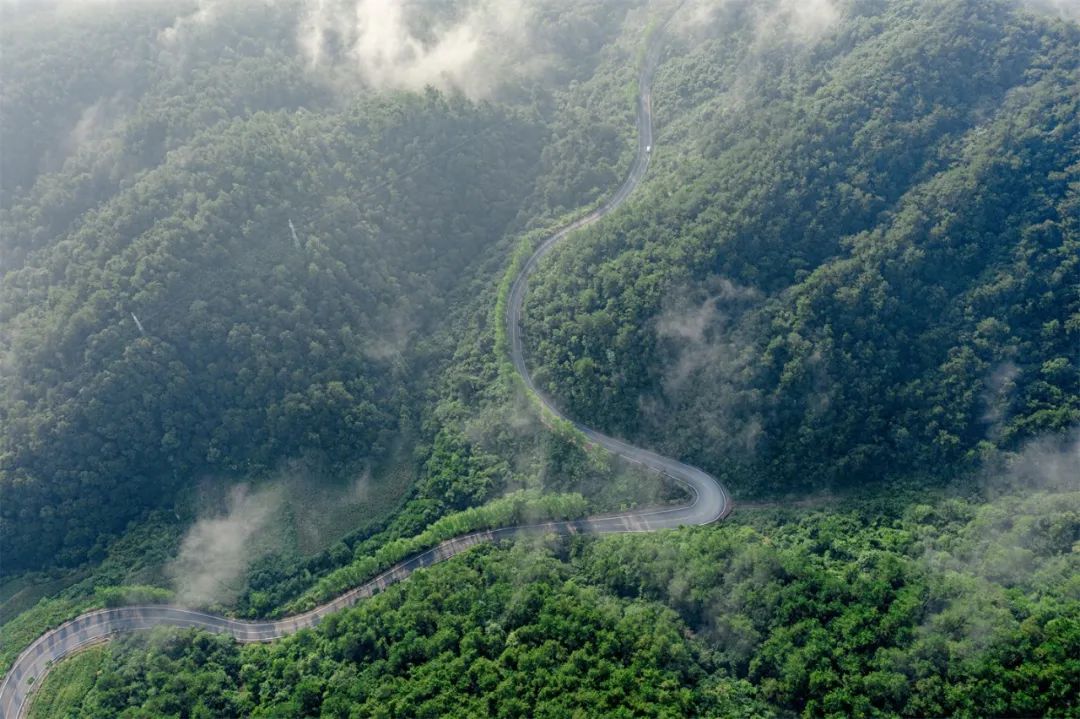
[0, 0, 653, 575]
[522, 0, 1079, 494]
[5, 0, 1080, 715]
[0, 0, 321, 250]
[0, 92, 543, 571]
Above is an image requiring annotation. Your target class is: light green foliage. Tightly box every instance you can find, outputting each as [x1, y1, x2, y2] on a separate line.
[28, 491, 1079, 718]
[289, 490, 588, 611]
[0, 596, 96, 678]
[31, 545, 759, 718]
[94, 585, 173, 608]
[573, 490, 1080, 717]
[4, 0, 1079, 715]
[26, 647, 107, 719]
[0, 511, 184, 675]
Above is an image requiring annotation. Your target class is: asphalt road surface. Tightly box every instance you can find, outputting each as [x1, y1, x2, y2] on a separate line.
[1, 24, 730, 719]
[504, 33, 730, 532]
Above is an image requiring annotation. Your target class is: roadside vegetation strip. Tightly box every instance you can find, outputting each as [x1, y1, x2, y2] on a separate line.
[24, 645, 105, 719]
[284, 490, 589, 612]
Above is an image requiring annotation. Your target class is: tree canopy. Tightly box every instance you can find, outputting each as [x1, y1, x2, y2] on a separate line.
[522, 0, 1079, 494]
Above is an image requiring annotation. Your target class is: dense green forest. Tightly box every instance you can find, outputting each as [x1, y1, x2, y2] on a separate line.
[2, 91, 544, 570]
[523, 0, 1079, 494]
[0, 0, 652, 571]
[26, 487, 1080, 718]
[3, 0, 1078, 717]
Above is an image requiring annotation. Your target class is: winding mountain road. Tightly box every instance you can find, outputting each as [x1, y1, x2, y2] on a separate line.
[0, 27, 730, 719]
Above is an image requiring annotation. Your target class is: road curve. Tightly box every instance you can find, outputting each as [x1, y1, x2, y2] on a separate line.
[505, 34, 730, 532]
[0, 25, 730, 719]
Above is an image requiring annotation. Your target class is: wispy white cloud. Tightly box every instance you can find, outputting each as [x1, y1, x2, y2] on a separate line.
[672, 0, 841, 46]
[650, 278, 765, 454]
[299, 0, 537, 98]
[1018, 0, 1080, 20]
[168, 483, 282, 607]
[994, 426, 1080, 493]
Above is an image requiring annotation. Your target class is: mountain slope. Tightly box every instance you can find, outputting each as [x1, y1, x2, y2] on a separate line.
[522, 0, 1079, 494]
[0, 0, 653, 572]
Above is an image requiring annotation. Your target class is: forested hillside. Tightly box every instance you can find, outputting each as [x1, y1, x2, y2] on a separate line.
[523, 0, 1079, 494]
[26, 486, 1080, 718]
[0, 0, 650, 571]
[3, 0, 1079, 717]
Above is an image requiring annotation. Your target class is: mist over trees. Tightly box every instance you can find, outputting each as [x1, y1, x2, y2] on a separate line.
[0, 0, 649, 570]
[25, 485, 1080, 718]
[522, 0, 1079, 495]
[2, 0, 1078, 716]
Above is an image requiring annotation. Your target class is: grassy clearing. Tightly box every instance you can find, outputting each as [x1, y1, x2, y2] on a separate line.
[283, 454, 416, 557]
[0, 570, 88, 627]
[26, 645, 107, 719]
